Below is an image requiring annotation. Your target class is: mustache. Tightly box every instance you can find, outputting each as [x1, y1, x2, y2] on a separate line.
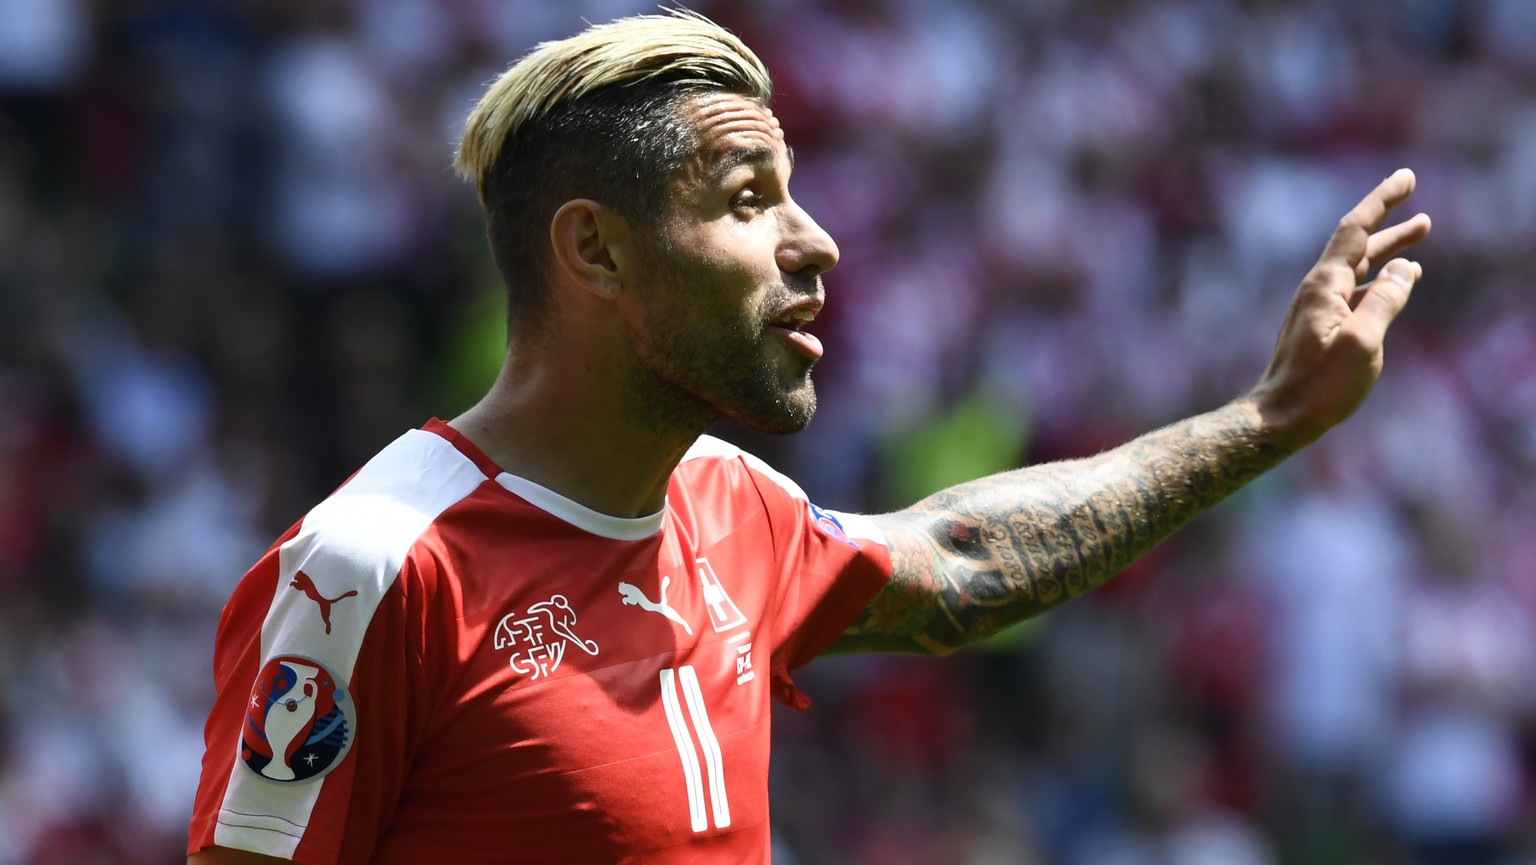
[783, 273, 822, 298]
[761, 276, 823, 319]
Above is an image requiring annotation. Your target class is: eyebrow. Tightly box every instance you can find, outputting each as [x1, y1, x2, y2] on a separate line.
[711, 144, 794, 182]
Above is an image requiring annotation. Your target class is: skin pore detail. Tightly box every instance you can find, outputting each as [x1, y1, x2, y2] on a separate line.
[840, 400, 1291, 655]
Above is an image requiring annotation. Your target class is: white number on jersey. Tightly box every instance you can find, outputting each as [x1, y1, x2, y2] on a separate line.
[659, 666, 730, 832]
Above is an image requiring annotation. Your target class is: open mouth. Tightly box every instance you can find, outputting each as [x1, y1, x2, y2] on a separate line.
[770, 303, 824, 361]
[772, 306, 817, 332]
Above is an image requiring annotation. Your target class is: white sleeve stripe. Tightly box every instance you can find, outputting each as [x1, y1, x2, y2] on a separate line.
[218, 807, 308, 831]
[218, 427, 489, 857]
[216, 814, 305, 840]
[821, 509, 888, 546]
[214, 810, 307, 857]
[262, 429, 487, 682]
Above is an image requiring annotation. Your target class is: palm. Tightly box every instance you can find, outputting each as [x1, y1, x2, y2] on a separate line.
[1250, 168, 1432, 450]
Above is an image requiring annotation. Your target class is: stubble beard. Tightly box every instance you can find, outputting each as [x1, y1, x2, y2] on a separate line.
[714, 331, 818, 435]
[636, 306, 819, 437]
[629, 242, 819, 437]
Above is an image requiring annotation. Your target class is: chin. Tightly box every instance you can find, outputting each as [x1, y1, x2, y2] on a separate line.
[726, 383, 817, 435]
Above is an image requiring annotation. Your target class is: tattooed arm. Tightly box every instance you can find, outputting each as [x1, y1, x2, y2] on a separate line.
[838, 401, 1284, 654]
[833, 169, 1432, 656]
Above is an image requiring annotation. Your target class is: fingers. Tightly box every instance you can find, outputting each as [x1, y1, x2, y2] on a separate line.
[1355, 168, 1418, 232]
[1349, 258, 1422, 344]
[1359, 212, 1432, 279]
[1320, 168, 1420, 266]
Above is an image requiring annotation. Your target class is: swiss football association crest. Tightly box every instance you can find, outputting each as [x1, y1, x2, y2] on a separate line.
[241, 655, 354, 783]
[493, 594, 599, 680]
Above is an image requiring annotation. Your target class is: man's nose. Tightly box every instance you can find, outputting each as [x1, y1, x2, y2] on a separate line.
[777, 201, 840, 277]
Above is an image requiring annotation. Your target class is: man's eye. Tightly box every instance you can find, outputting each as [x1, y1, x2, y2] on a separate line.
[732, 192, 762, 212]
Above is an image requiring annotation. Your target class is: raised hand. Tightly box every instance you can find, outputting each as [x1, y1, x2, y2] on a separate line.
[1247, 168, 1432, 450]
[842, 170, 1434, 656]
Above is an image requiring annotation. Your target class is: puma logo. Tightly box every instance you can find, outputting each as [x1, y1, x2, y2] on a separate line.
[291, 570, 358, 635]
[618, 577, 692, 635]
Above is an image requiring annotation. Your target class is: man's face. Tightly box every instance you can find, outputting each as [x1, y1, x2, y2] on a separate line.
[622, 92, 840, 435]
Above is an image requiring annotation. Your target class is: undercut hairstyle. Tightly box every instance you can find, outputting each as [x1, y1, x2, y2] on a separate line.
[456, 9, 774, 331]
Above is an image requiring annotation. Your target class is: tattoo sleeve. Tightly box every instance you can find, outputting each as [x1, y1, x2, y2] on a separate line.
[832, 400, 1291, 655]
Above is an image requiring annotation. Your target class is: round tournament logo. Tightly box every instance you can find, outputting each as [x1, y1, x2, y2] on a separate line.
[808, 502, 858, 549]
[241, 655, 355, 782]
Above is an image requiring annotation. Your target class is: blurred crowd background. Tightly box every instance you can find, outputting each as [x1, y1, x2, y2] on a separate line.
[4, 0, 1536, 862]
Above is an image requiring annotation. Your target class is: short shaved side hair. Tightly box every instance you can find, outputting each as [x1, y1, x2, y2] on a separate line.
[456, 9, 773, 332]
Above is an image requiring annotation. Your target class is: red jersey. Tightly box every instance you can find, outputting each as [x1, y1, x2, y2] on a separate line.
[187, 419, 891, 864]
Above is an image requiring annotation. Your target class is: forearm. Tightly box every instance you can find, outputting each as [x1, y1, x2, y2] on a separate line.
[840, 398, 1291, 655]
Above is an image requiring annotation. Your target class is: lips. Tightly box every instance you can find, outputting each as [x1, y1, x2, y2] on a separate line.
[769, 299, 824, 361]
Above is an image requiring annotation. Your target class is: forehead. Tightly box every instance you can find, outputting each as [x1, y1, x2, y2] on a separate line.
[676, 92, 787, 177]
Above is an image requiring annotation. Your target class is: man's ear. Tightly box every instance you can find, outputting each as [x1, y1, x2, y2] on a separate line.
[550, 199, 632, 301]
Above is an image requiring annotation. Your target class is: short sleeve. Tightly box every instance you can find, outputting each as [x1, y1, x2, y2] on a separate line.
[186, 527, 427, 865]
[727, 450, 892, 708]
[188, 427, 490, 863]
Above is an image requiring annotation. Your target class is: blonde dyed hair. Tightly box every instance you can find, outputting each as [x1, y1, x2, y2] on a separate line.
[456, 8, 773, 202]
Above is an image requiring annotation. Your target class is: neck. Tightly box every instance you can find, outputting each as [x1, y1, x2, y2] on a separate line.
[450, 338, 712, 520]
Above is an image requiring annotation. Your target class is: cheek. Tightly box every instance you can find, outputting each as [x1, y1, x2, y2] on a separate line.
[685, 248, 771, 305]
[644, 224, 779, 325]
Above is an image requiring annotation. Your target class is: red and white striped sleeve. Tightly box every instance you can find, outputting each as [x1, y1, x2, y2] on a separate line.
[188, 429, 488, 864]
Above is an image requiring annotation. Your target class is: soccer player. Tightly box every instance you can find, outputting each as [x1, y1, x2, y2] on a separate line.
[186, 10, 1430, 864]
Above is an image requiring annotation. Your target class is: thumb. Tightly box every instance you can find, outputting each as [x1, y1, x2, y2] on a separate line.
[1351, 258, 1421, 343]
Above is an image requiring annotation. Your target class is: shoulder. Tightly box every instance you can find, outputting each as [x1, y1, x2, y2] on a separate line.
[287, 428, 491, 593]
[236, 427, 495, 665]
[679, 434, 809, 503]
[677, 435, 886, 546]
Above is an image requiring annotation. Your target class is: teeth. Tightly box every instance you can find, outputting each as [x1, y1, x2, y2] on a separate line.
[790, 309, 816, 322]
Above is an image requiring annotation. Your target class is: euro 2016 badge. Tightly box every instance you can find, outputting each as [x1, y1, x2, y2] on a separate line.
[242, 655, 355, 782]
